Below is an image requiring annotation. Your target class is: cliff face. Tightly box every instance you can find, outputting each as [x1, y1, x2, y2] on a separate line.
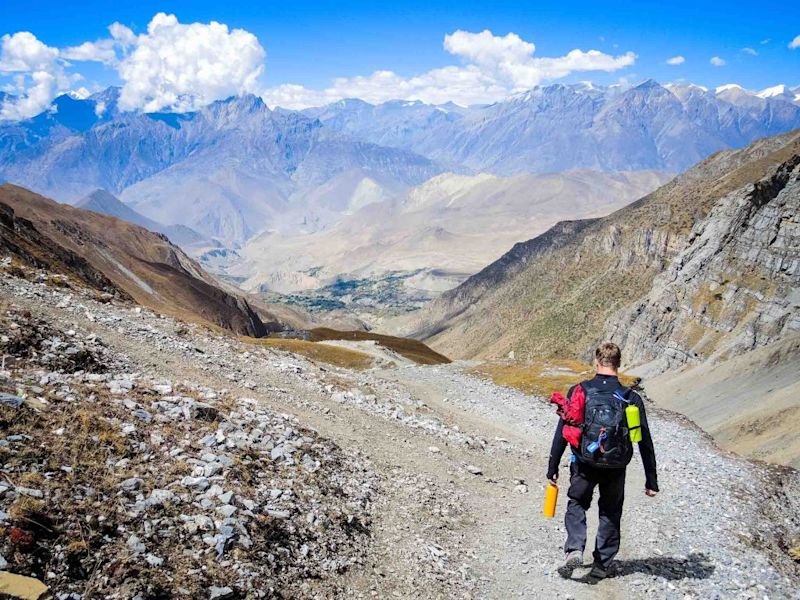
[401, 129, 800, 369]
[607, 153, 800, 374]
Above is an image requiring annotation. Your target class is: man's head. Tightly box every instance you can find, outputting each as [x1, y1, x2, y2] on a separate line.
[594, 341, 621, 374]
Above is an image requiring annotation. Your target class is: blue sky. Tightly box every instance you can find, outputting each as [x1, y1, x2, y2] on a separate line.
[1, 0, 798, 116]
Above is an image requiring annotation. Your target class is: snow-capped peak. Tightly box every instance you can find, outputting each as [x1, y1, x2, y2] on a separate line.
[715, 83, 747, 94]
[66, 88, 91, 100]
[756, 84, 792, 99]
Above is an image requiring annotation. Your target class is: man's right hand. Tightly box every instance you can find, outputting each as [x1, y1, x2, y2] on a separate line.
[547, 474, 558, 485]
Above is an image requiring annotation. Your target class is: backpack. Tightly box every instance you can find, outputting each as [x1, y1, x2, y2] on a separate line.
[577, 383, 634, 468]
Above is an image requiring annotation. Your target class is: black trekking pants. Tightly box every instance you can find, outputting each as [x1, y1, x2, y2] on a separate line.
[564, 459, 626, 568]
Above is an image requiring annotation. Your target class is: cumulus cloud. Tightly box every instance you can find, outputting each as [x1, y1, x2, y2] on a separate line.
[2, 22, 637, 117]
[0, 14, 267, 119]
[116, 13, 265, 112]
[710, 56, 726, 66]
[108, 22, 136, 48]
[60, 20, 136, 66]
[263, 29, 636, 109]
[790, 35, 800, 49]
[666, 55, 685, 65]
[61, 39, 118, 65]
[0, 31, 71, 120]
[741, 47, 757, 56]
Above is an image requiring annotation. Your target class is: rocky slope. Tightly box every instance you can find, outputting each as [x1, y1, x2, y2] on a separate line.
[643, 332, 800, 468]
[0, 184, 271, 337]
[606, 145, 800, 374]
[396, 129, 800, 365]
[0, 261, 798, 598]
[0, 281, 378, 599]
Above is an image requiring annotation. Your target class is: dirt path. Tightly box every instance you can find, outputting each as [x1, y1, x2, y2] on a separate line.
[2, 275, 798, 599]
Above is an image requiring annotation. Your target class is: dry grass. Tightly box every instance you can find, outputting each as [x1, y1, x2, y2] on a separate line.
[309, 328, 451, 365]
[470, 359, 638, 398]
[241, 337, 374, 370]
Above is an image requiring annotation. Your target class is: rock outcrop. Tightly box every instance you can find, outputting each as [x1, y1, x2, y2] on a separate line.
[607, 152, 800, 374]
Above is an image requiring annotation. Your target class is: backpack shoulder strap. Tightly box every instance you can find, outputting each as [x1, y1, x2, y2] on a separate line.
[613, 386, 633, 403]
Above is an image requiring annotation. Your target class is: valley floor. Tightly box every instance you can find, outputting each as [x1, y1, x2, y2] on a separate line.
[0, 270, 798, 599]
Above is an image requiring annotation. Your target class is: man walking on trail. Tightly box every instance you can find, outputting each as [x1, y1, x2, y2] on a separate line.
[546, 342, 659, 580]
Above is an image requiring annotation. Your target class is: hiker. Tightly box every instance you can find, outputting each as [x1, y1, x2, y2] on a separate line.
[546, 341, 658, 580]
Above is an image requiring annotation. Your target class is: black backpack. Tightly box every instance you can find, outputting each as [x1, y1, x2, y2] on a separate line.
[577, 383, 634, 468]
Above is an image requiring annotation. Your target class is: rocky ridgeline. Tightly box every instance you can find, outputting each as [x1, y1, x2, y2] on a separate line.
[608, 153, 800, 374]
[0, 302, 378, 599]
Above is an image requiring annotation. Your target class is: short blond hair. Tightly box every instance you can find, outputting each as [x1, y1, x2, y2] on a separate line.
[595, 341, 621, 369]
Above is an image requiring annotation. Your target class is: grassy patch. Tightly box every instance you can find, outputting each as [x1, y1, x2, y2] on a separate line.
[240, 337, 374, 370]
[470, 360, 638, 398]
[309, 328, 451, 366]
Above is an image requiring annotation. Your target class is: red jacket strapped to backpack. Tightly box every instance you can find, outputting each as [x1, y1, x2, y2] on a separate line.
[549, 384, 585, 448]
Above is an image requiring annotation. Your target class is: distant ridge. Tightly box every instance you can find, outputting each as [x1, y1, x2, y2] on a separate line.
[76, 189, 207, 248]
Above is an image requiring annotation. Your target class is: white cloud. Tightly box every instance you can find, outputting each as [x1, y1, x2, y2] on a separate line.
[61, 21, 136, 66]
[0, 31, 71, 120]
[741, 47, 757, 56]
[790, 35, 800, 49]
[666, 55, 685, 65]
[1, 14, 267, 119]
[61, 40, 118, 65]
[108, 22, 136, 48]
[1, 22, 637, 117]
[263, 29, 636, 109]
[0, 31, 58, 72]
[710, 56, 726, 66]
[116, 13, 265, 112]
[760, 38, 771, 45]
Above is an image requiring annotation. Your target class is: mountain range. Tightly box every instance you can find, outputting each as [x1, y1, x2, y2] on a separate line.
[305, 81, 800, 174]
[1, 79, 799, 309]
[0, 91, 441, 245]
[1, 80, 799, 243]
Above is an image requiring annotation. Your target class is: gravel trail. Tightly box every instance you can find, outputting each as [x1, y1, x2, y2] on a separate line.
[1, 270, 798, 599]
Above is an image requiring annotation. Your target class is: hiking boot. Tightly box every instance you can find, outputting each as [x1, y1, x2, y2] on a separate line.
[589, 562, 608, 580]
[565, 550, 583, 568]
[557, 550, 584, 578]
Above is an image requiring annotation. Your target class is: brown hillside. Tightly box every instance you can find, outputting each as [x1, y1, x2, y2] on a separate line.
[0, 184, 269, 337]
[309, 328, 450, 365]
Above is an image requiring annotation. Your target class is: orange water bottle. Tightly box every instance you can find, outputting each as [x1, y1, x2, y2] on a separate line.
[543, 483, 558, 518]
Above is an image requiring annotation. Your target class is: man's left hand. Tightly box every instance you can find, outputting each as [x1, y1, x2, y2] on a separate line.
[645, 489, 657, 497]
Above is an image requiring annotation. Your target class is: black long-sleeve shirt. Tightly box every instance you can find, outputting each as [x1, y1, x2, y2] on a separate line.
[546, 374, 659, 492]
